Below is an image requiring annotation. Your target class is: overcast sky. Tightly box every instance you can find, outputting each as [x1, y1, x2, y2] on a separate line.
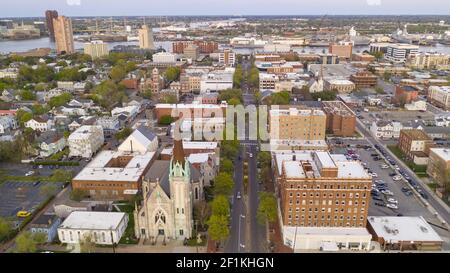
[1, 0, 450, 17]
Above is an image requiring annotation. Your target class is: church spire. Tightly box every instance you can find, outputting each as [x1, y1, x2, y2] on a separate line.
[173, 139, 185, 166]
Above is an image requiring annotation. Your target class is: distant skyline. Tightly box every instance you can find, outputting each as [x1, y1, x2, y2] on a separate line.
[1, 0, 450, 18]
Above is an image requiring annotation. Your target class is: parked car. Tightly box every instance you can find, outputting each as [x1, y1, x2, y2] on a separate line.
[392, 175, 402, 181]
[380, 164, 389, 169]
[372, 196, 383, 201]
[387, 198, 398, 204]
[386, 204, 398, 210]
[381, 190, 394, 196]
[374, 202, 385, 207]
[25, 171, 34, 177]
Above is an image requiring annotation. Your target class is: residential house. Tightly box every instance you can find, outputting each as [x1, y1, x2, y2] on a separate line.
[36, 130, 66, 158]
[68, 125, 104, 158]
[30, 214, 61, 243]
[25, 116, 53, 132]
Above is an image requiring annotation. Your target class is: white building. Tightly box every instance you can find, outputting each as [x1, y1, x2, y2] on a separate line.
[57, 81, 75, 91]
[0, 68, 18, 79]
[283, 226, 372, 252]
[385, 44, 419, 63]
[111, 105, 140, 120]
[152, 52, 177, 63]
[25, 117, 53, 132]
[428, 86, 450, 110]
[83, 40, 109, 59]
[118, 126, 158, 153]
[96, 116, 120, 133]
[218, 49, 236, 67]
[405, 100, 427, 111]
[200, 71, 233, 93]
[37, 131, 66, 158]
[263, 43, 291, 53]
[57, 211, 128, 245]
[370, 121, 411, 139]
[0, 115, 18, 134]
[259, 73, 279, 91]
[68, 125, 104, 158]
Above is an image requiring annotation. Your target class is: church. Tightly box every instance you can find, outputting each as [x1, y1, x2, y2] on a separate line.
[134, 139, 204, 243]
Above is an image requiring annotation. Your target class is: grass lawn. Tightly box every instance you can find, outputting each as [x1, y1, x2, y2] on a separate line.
[387, 145, 428, 177]
[113, 202, 139, 245]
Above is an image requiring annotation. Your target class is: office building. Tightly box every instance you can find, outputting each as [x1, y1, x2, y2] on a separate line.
[45, 10, 58, 40]
[152, 52, 177, 63]
[407, 52, 450, 69]
[138, 25, 155, 50]
[172, 41, 218, 54]
[83, 40, 109, 59]
[53, 16, 74, 54]
[385, 44, 419, 63]
[329, 43, 353, 60]
[350, 71, 377, 88]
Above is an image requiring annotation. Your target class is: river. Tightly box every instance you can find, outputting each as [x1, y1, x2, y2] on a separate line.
[0, 37, 172, 54]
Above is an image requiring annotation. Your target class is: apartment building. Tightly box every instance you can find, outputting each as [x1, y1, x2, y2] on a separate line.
[68, 125, 104, 158]
[407, 52, 450, 69]
[428, 86, 450, 110]
[324, 79, 355, 93]
[153, 52, 177, 63]
[53, 16, 74, 54]
[350, 71, 377, 88]
[322, 101, 356, 137]
[172, 41, 218, 54]
[84, 40, 109, 59]
[398, 129, 434, 164]
[259, 73, 279, 91]
[427, 148, 450, 189]
[219, 49, 236, 67]
[138, 25, 155, 50]
[269, 107, 326, 141]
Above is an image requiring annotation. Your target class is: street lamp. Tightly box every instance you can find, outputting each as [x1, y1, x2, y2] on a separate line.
[238, 214, 246, 253]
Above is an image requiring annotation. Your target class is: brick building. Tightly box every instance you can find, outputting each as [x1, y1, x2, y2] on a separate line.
[172, 41, 218, 54]
[322, 101, 356, 137]
[350, 71, 378, 88]
[398, 129, 434, 162]
[394, 85, 419, 105]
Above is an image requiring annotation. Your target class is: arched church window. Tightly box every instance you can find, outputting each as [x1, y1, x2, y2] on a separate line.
[155, 210, 166, 224]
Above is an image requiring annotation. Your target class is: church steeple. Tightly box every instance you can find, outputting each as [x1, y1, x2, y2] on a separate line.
[173, 139, 185, 166]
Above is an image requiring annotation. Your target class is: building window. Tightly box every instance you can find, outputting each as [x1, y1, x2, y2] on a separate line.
[102, 232, 106, 242]
[180, 229, 184, 236]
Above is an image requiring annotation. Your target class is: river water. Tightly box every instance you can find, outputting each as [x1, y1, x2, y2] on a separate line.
[1, 37, 450, 55]
[0, 37, 172, 54]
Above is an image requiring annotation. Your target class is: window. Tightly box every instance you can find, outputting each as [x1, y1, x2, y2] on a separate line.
[102, 232, 106, 242]
[69, 231, 73, 241]
[180, 229, 184, 236]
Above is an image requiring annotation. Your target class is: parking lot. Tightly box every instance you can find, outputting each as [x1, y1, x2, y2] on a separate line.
[329, 138, 450, 249]
[0, 181, 64, 222]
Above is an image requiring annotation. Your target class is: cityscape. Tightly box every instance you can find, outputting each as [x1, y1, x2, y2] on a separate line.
[0, 1, 450, 259]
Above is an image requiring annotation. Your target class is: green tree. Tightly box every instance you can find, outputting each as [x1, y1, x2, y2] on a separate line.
[115, 127, 132, 141]
[31, 104, 48, 115]
[51, 169, 73, 183]
[21, 90, 36, 101]
[211, 195, 230, 217]
[159, 94, 178, 103]
[159, 115, 174, 125]
[249, 66, 260, 88]
[93, 80, 126, 109]
[15, 232, 38, 253]
[40, 183, 57, 198]
[55, 67, 85, 82]
[48, 93, 72, 109]
[70, 189, 88, 202]
[233, 64, 243, 89]
[16, 110, 33, 127]
[311, 91, 337, 101]
[207, 214, 229, 242]
[383, 71, 392, 82]
[256, 192, 277, 225]
[218, 89, 243, 104]
[213, 172, 234, 196]
[110, 65, 127, 82]
[268, 91, 291, 105]
[0, 217, 13, 242]
[221, 158, 233, 173]
[164, 67, 181, 82]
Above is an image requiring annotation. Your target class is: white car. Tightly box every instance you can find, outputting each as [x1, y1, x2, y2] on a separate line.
[236, 192, 241, 199]
[38, 165, 43, 169]
[392, 175, 402, 181]
[387, 198, 398, 204]
[25, 171, 34, 177]
[386, 203, 398, 210]
[380, 164, 389, 169]
[370, 173, 378, 178]
[381, 190, 394, 196]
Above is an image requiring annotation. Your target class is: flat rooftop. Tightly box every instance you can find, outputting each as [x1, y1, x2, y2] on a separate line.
[59, 211, 126, 230]
[270, 107, 325, 117]
[430, 148, 450, 161]
[400, 129, 431, 141]
[367, 216, 443, 243]
[73, 150, 155, 182]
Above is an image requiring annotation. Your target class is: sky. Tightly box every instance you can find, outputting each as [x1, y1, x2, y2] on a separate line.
[1, 0, 450, 17]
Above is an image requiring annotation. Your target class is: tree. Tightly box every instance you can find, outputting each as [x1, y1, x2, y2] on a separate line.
[16, 110, 33, 127]
[32, 104, 48, 115]
[0, 217, 12, 242]
[207, 214, 229, 242]
[110, 65, 127, 82]
[249, 66, 260, 88]
[165, 67, 181, 82]
[51, 170, 73, 183]
[218, 89, 243, 104]
[221, 158, 233, 173]
[268, 91, 291, 105]
[55, 67, 85, 82]
[93, 80, 126, 109]
[228, 97, 241, 106]
[159, 115, 174, 125]
[159, 94, 178, 104]
[194, 201, 211, 231]
[15, 232, 38, 253]
[40, 183, 57, 198]
[115, 127, 132, 141]
[21, 90, 36, 101]
[213, 172, 234, 196]
[79, 234, 96, 253]
[257, 151, 271, 168]
[70, 189, 88, 202]
[257, 192, 277, 225]
[233, 64, 243, 89]
[311, 91, 337, 101]
[48, 93, 72, 108]
[383, 71, 392, 82]
[211, 195, 230, 217]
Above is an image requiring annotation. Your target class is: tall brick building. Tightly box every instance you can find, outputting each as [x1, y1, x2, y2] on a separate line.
[172, 41, 218, 54]
[322, 101, 356, 137]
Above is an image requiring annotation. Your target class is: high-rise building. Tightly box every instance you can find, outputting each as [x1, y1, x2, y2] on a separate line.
[385, 44, 419, 63]
[219, 49, 236, 67]
[84, 40, 109, 59]
[45, 10, 58, 40]
[322, 101, 356, 137]
[329, 42, 353, 60]
[138, 25, 155, 50]
[53, 16, 74, 55]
